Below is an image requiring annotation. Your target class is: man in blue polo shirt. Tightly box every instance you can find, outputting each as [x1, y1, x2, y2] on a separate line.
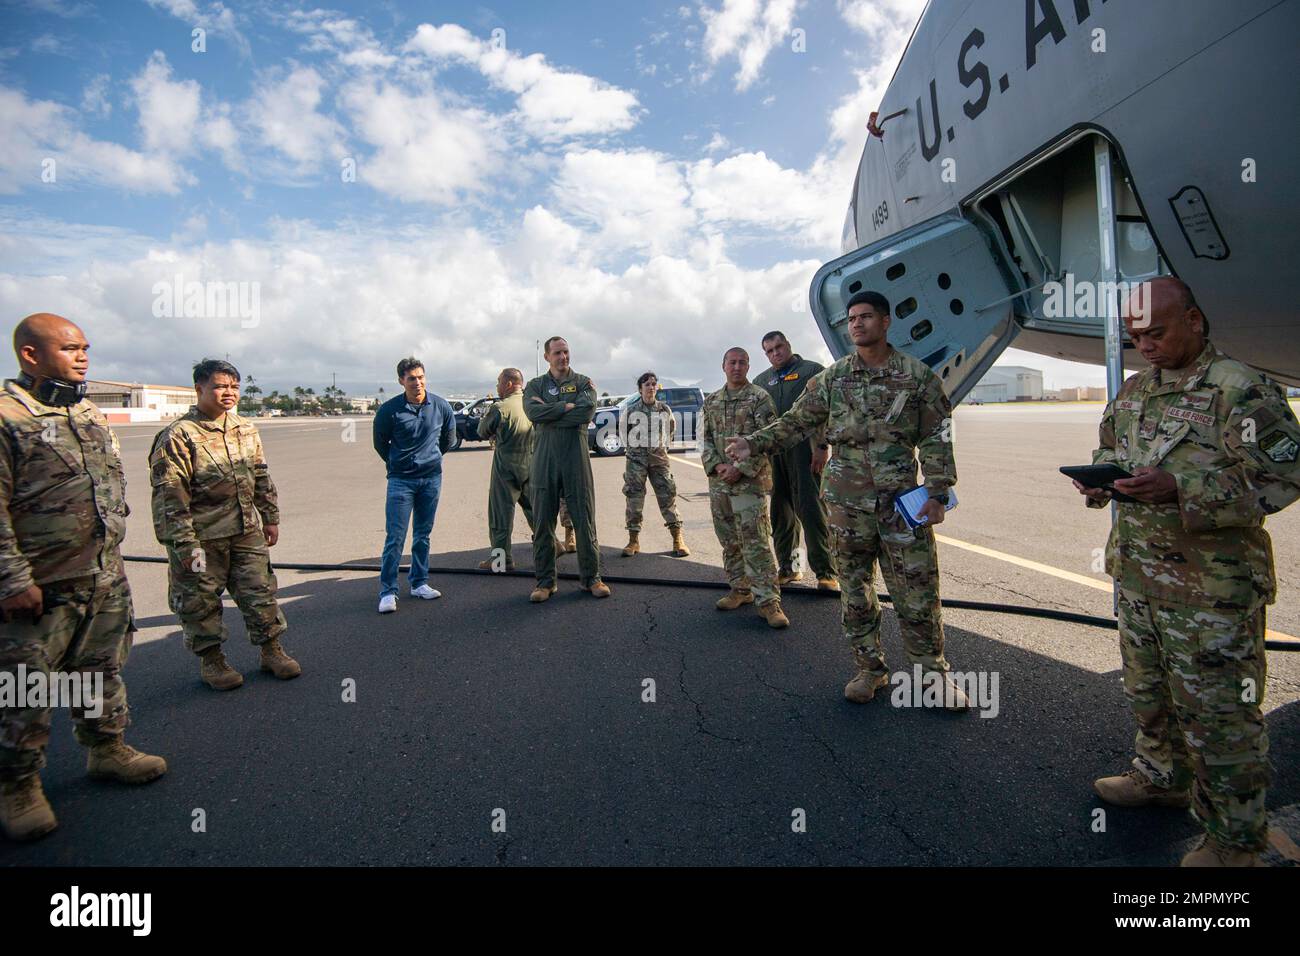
[372, 356, 456, 613]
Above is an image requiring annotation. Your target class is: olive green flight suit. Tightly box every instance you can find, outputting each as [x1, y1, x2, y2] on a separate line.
[478, 392, 536, 555]
[524, 370, 601, 588]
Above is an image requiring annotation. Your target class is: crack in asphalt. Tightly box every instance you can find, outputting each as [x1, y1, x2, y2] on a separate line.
[677, 649, 741, 743]
[945, 569, 1087, 614]
[753, 671, 933, 861]
[640, 597, 658, 649]
[494, 834, 513, 865]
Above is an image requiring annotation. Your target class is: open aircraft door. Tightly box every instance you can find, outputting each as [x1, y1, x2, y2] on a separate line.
[810, 213, 1023, 403]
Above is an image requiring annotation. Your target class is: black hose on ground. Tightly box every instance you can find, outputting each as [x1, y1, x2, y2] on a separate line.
[122, 554, 1300, 650]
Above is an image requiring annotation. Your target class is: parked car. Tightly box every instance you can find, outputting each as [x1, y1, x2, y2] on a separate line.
[588, 387, 705, 457]
[449, 395, 498, 451]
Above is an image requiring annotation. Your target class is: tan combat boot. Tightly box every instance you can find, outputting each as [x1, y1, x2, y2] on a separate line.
[86, 737, 168, 785]
[478, 557, 515, 571]
[260, 638, 302, 680]
[583, 580, 612, 598]
[622, 531, 640, 557]
[0, 775, 57, 841]
[1093, 769, 1191, 808]
[816, 576, 840, 592]
[669, 524, 690, 557]
[199, 646, 243, 691]
[563, 528, 577, 553]
[938, 672, 971, 712]
[776, 568, 800, 586]
[530, 584, 558, 603]
[844, 651, 888, 703]
[758, 599, 789, 629]
[1180, 835, 1264, 868]
[715, 589, 754, 610]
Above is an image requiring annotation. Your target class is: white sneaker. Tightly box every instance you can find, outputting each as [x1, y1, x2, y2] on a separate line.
[378, 594, 397, 614]
[411, 584, 442, 600]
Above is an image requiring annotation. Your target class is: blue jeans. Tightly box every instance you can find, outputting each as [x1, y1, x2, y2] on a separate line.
[380, 473, 442, 597]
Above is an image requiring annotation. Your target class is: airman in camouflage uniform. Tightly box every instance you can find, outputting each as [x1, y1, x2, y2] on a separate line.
[1080, 278, 1300, 867]
[729, 292, 966, 707]
[620, 371, 688, 558]
[478, 368, 535, 571]
[150, 359, 300, 691]
[701, 348, 787, 628]
[0, 313, 166, 842]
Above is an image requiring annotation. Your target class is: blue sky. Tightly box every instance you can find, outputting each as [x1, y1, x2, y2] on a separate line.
[0, 0, 1103, 396]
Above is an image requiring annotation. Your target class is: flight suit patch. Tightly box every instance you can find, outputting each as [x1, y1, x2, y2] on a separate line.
[560, 384, 578, 393]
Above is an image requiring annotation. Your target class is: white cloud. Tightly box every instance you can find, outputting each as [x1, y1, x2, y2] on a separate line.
[127, 51, 244, 175]
[703, 131, 730, 154]
[81, 73, 111, 118]
[404, 23, 640, 140]
[143, 0, 250, 58]
[339, 81, 497, 204]
[130, 51, 201, 153]
[552, 149, 696, 256]
[0, 211, 830, 393]
[0, 86, 188, 194]
[689, 151, 826, 232]
[248, 66, 345, 174]
[699, 0, 800, 92]
[278, 9, 397, 70]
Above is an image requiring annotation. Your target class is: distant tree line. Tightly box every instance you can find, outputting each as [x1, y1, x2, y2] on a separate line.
[235, 376, 380, 414]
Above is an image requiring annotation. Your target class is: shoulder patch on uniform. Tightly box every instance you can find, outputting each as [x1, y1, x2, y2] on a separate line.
[1261, 431, 1299, 463]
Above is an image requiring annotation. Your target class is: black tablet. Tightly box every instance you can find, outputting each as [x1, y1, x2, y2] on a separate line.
[1059, 464, 1137, 503]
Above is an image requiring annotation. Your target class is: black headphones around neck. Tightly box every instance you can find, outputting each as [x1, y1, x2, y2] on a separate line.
[17, 371, 87, 407]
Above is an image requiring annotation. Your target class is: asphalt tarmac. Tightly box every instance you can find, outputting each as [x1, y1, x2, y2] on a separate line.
[4, 403, 1298, 866]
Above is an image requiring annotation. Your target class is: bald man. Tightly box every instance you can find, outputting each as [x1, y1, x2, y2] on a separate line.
[0, 313, 166, 842]
[1079, 278, 1300, 866]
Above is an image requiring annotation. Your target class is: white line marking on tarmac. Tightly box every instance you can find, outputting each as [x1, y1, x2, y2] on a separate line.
[669, 455, 705, 470]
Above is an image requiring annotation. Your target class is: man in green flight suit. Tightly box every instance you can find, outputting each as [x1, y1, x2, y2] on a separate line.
[1078, 277, 1300, 867]
[477, 367, 534, 572]
[523, 337, 610, 602]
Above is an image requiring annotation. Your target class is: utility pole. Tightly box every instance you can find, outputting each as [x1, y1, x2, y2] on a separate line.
[535, 340, 540, 377]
